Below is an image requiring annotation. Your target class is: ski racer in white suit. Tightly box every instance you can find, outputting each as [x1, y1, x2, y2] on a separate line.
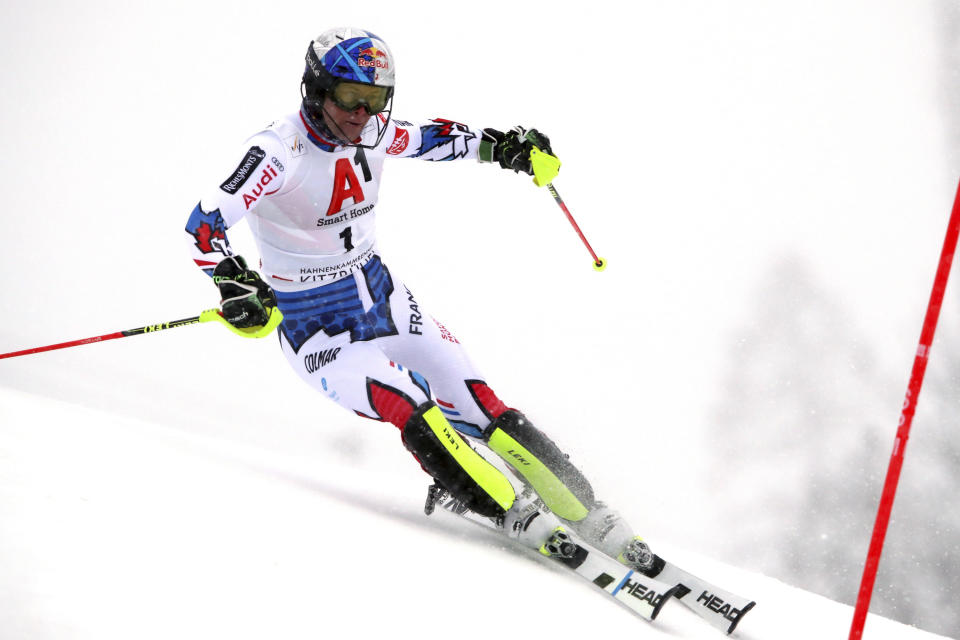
[184, 27, 655, 572]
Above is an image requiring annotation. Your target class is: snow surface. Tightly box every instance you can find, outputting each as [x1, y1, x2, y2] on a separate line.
[1, 0, 959, 638]
[0, 386, 949, 640]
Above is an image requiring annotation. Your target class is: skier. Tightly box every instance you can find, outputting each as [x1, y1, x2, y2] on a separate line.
[184, 27, 653, 570]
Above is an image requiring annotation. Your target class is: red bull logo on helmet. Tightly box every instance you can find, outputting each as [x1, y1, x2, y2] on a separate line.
[358, 47, 390, 70]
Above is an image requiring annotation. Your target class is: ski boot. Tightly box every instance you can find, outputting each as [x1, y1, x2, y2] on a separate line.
[568, 502, 635, 556]
[568, 502, 660, 574]
[425, 482, 565, 553]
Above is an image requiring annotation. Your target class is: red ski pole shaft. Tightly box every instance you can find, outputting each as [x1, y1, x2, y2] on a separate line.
[0, 314, 204, 360]
[546, 183, 607, 271]
[848, 178, 960, 640]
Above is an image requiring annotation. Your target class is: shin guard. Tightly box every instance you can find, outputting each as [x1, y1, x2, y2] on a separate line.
[483, 410, 595, 521]
[402, 403, 515, 518]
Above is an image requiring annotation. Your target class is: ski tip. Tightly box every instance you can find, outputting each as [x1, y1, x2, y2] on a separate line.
[726, 600, 756, 635]
[650, 584, 681, 621]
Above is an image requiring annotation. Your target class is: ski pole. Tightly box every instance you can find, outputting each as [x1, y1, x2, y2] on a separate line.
[530, 147, 607, 272]
[0, 307, 284, 360]
[545, 183, 607, 272]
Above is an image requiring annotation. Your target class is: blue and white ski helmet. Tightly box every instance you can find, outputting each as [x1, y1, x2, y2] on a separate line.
[303, 27, 396, 96]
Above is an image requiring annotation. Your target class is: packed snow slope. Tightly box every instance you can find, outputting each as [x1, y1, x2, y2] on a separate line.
[0, 386, 948, 640]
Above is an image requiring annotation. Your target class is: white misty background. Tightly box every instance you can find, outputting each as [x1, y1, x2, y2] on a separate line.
[0, 1, 958, 637]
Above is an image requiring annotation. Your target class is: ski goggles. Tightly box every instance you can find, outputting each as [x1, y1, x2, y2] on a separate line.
[330, 81, 392, 115]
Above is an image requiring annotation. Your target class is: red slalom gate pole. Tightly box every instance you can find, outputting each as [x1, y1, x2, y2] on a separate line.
[849, 179, 960, 640]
